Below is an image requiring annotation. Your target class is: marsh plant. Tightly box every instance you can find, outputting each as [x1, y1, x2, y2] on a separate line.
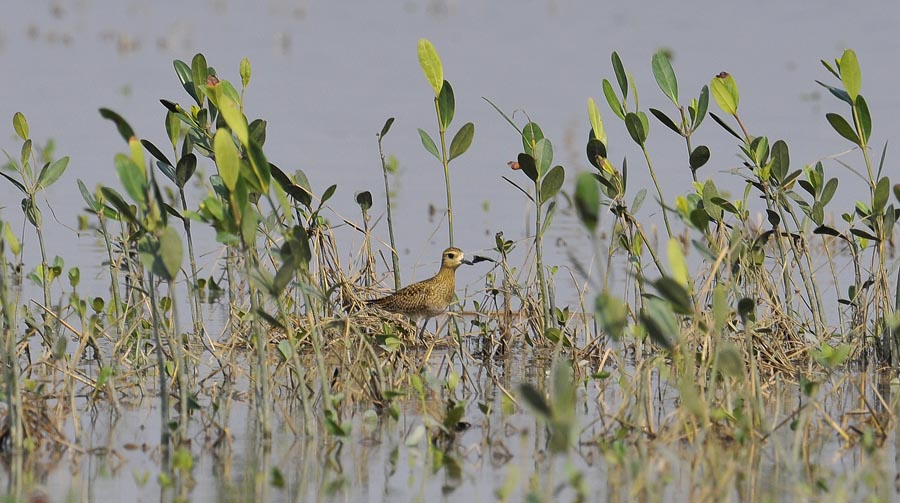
[0, 42, 899, 502]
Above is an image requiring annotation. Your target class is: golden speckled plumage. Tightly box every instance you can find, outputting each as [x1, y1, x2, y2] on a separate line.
[368, 247, 470, 337]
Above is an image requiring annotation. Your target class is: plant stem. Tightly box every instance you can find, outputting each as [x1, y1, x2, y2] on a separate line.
[377, 131, 401, 290]
[434, 98, 454, 247]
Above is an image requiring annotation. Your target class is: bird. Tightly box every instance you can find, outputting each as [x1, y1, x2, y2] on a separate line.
[367, 247, 472, 339]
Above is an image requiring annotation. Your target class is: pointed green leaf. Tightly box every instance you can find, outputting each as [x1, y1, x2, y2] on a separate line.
[588, 97, 606, 144]
[114, 154, 147, 205]
[540, 165, 565, 205]
[99, 108, 136, 142]
[37, 156, 68, 189]
[874, 176, 890, 213]
[246, 140, 270, 193]
[13, 112, 28, 140]
[602, 79, 625, 120]
[611, 52, 628, 98]
[379, 117, 395, 138]
[213, 129, 240, 191]
[826, 113, 861, 145]
[417, 128, 440, 159]
[651, 50, 678, 104]
[595, 292, 626, 340]
[165, 111, 181, 149]
[649, 108, 680, 134]
[437, 80, 455, 128]
[840, 49, 861, 101]
[240, 57, 251, 89]
[667, 238, 690, 289]
[448, 122, 474, 161]
[693, 85, 709, 130]
[191, 53, 208, 106]
[417, 39, 443, 96]
[771, 140, 789, 184]
[218, 96, 249, 146]
[856, 95, 871, 144]
[175, 154, 197, 188]
[173, 59, 198, 104]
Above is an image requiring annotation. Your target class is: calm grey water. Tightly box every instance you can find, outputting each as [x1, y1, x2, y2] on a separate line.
[2, 0, 900, 501]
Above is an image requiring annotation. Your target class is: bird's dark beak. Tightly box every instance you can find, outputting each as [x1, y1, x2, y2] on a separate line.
[461, 258, 474, 265]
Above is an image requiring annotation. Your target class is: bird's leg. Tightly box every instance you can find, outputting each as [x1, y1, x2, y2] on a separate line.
[416, 317, 431, 339]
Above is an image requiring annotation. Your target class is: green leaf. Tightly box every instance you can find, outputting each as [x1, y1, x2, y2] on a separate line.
[114, 154, 147, 205]
[417, 128, 440, 159]
[602, 79, 625, 120]
[653, 277, 693, 315]
[533, 138, 553, 177]
[379, 117, 394, 138]
[522, 122, 544, 156]
[815, 80, 853, 106]
[693, 85, 709, 130]
[320, 184, 338, 206]
[625, 112, 647, 145]
[448, 122, 474, 161]
[37, 156, 68, 189]
[651, 50, 678, 104]
[173, 59, 198, 104]
[874, 176, 890, 213]
[540, 165, 565, 205]
[13, 112, 28, 140]
[574, 171, 600, 231]
[77, 179, 100, 212]
[240, 57, 251, 89]
[156, 226, 183, 281]
[99, 108, 136, 142]
[856, 95, 871, 144]
[595, 292, 626, 340]
[770, 140, 789, 184]
[689, 145, 710, 171]
[213, 129, 240, 191]
[826, 113, 861, 145]
[246, 140, 270, 193]
[839, 49, 861, 101]
[640, 298, 680, 350]
[822, 178, 839, 206]
[710, 73, 739, 115]
[518, 384, 551, 419]
[0, 171, 25, 194]
[165, 112, 181, 149]
[611, 52, 628, 98]
[517, 153, 538, 182]
[588, 97, 606, 144]
[649, 108, 680, 134]
[667, 238, 690, 289]
[355, 190, 373, 211]
[175, 154, 197, 188]
[100, 187, 139, 225]
[437, 80, 455, 129]
[417, 39, 443, 96]
[191, 53, 208, 106]
[218, 96, 249, 146]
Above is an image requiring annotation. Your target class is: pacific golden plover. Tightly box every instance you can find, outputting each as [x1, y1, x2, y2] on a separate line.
[368, 247, 472, 338]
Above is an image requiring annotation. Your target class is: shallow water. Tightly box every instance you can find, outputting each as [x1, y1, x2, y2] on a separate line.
[2, 1, 900, 501]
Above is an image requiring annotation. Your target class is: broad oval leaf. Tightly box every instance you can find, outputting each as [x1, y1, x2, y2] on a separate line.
[13, 112, 28, 140]
[448, 122, 474, 161]
[540, 165, 565, 205]
[217, 96, 249, 146]
[417, 39, 443, 96]
[625, 112, 647, 145]
[417, 128, 440, 159]
[533, 138, 553, 177]
[191, 53, 208, 106]
[574, 171, 600, 231]
[693, 85, 709, 130]
[651, 50, 678, 104]
[874, 176, 890, 213]
[175, 154, 197, 188]
[611, 51, 628, 98]
[840, 49, 861, 101]
[710, 73, 739, 115]
[114, 154, 147, 205]
[379, 117, 395, 138]
[438, 80, 455, 129]
[689, 145, 710, 171]
[522, 122, 544, 156]
[355, 191, 373, 211]
[770, 140, 789, 184]
[586, 137, 607, 170]
[517, 153, 538, 182]
[667, 238, 690, 289]
[156, 226, 183, 281]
